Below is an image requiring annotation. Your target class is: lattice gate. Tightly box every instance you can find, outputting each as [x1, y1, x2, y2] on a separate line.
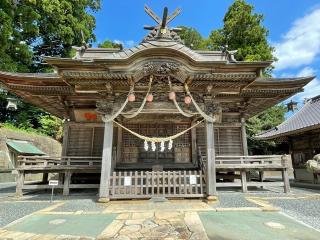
[109, 170, 205, 199]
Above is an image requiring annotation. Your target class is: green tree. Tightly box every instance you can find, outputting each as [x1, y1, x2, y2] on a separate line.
[98, 40, 123, 49]
[0, 0, 100, 140]
[38, 115, 63, 140]
[207, 0, 274, 63]
[0, 0, 100, 73]
[246, 105, 287, 154]
[177, 26, 206, 50]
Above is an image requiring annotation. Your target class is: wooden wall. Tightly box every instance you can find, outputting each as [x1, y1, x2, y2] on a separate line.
[290, 130, 320, 168]
[196, 114, 244, 157]
[65, 123, 117, 157]
[64, 114, 245, 167]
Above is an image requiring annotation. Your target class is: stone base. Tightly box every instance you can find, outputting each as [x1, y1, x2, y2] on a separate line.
[98, 197, 110, 203]
[206, 195, 218, 202]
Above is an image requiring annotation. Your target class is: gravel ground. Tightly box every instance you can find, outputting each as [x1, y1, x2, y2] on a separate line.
[247, 186, 320, 198]
[0, 202, 53, 227]
[55, 199, 105, 212]
[269, 198, 320, 230]
[0, 183, 16, 199]
[216, 193, 259, 208]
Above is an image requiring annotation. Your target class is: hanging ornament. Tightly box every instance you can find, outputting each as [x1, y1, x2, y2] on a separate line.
[144, 140, 149, 151]
[168, 139, 173, 150]
[169, 91, 176, 100]
[184, 96, 192, 105]
[146, 93, 154, 102]
[128, 93, 135, 102]
[160, 141, 165, 152]
[151, 142, 156, 151]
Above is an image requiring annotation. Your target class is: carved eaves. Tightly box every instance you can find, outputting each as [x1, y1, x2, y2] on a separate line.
[7, 83, 72, 95]
[191, 72, 256, 81]
[62, 71, 129, 80]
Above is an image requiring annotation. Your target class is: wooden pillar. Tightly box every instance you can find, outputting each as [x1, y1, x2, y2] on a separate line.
[42, 173, 49, 184]
[241, 117, 248, 156]
[60, 121, 70, 185]
[281, 155, 290, 193]
[63, 171, 71, 196]
[241, 170, 248, 193]
[191, 121, 197, 165]
[206, 121, 217, 198]
[116, 126, 122, 168]
[62, 120, 70, 156]
[99, 121, 114, 202]
[16, 171, 24, 197]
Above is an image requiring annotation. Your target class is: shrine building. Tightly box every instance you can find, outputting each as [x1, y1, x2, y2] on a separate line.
[0, 6, 315, 201]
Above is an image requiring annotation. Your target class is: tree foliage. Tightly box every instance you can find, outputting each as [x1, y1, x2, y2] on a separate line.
[0, 0, 100, 140]
[177, 26, 206, 50]
[98, 40, 123, 49]
[0, 0, 100, 73]
[207, 0, 274, 63]
[246, 105, 287, 154]
[177, 0, 284, 154]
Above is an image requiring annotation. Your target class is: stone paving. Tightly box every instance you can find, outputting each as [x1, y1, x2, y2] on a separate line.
[99, 211, 208, 240]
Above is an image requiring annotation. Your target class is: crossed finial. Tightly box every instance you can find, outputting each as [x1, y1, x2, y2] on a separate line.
[144, 5, 181, 32]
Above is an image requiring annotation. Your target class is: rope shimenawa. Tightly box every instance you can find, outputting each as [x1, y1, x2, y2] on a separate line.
[102, 76, 153, 122]
[113, 119, 204, 143]
[184, 84, 216, 123]
[168, 78, 197, 118]
[122, 76, 153, 118]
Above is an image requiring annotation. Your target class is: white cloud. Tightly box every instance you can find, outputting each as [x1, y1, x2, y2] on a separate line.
[295, 77, 320, 101]
[296, 66, 316, 77]
[286, 67, 319, 102]
[274, 8, 320, 70]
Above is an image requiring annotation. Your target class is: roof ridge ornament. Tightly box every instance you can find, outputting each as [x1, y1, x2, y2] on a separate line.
[72, 30, 89, 59]
[143, 5, 183, 43]
[222, 45, 237, 63]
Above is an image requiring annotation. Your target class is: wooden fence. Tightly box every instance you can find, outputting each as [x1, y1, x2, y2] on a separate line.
[109, 170, 205, 199]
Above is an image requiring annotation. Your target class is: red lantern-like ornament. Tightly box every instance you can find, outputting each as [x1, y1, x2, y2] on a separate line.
[146, 94, 153, 102]
[168, 91, 176, 100]
[184, 96, 192, 105]
[128, 93, 135, 102]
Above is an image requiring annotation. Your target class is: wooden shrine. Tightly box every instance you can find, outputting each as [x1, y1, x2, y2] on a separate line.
[0, 6, 315, 201]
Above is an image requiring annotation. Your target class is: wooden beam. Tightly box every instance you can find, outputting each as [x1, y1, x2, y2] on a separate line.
[98, 121, 114, 202]
[206, 121, 217, 198]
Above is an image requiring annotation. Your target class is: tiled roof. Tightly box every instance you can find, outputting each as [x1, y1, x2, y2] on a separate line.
[256, 95, 320, 139]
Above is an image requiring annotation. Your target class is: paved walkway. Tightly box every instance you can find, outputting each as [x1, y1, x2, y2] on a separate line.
[0, 186, 320, 239]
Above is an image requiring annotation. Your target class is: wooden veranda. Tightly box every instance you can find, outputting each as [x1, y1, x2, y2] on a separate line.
[15, 154, 290, 199]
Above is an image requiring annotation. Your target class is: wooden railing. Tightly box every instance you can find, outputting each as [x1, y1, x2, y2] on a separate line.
[17, 156, 102, 169]
[109, 170, 205, 199]
[215, 155, 287, 167]
[196, 145, 287, 168]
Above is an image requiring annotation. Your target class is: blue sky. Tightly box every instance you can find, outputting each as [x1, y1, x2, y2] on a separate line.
[93, 0, 320, 108]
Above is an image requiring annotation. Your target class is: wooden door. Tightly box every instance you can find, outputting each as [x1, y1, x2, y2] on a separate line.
[121, 123, 191, 165]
